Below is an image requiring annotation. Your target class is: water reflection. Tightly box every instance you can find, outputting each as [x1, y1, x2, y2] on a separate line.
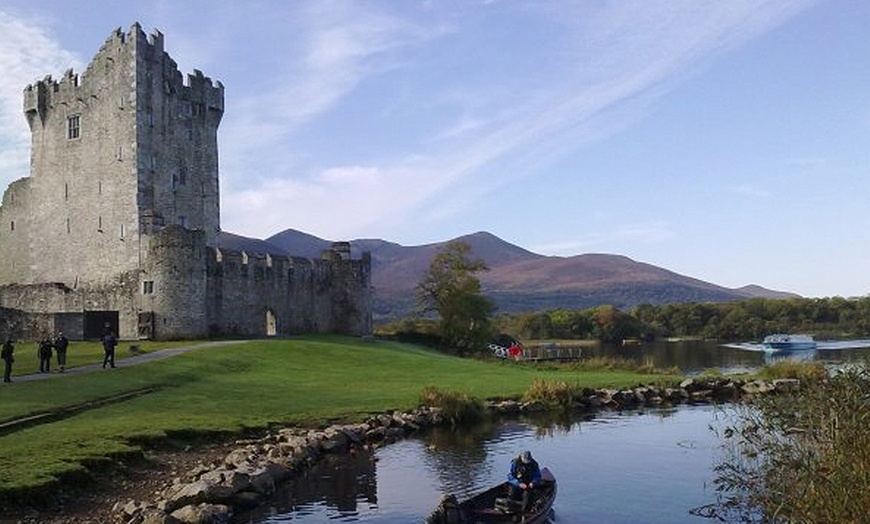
[236, 450, 379, 522]
[238, 406, 729, 523]
[585, 338, 870, 375]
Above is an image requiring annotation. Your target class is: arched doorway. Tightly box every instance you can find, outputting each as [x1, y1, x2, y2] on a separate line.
[265, 309, 277, 337]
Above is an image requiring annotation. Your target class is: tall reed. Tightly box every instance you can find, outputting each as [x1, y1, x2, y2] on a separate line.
[703, 367, 870, 522]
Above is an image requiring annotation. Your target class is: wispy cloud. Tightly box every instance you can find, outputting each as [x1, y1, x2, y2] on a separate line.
[0, 12, 79, 186]
[218, 2, 446, 187]
[218, 1, 821, 239]
[530, 221, 675, 257]
[0, 1, 822, 245]
[728, 184, 769, 198]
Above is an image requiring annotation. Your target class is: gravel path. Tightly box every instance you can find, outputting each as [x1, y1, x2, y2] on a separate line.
[8, 340, 248, 383]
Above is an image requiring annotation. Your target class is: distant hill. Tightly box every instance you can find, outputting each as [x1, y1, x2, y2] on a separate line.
[217, 228, 799, 320]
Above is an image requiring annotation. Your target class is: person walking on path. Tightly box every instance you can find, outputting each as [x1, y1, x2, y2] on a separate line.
[54, 331, 69, 372]
[1, 338, 13, 383]
[101, 331, 117, 369]
[38, 336, 53, 373]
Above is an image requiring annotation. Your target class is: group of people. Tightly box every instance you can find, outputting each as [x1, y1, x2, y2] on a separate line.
[36, 332, 70, 373]
[0, 329, 119, 382]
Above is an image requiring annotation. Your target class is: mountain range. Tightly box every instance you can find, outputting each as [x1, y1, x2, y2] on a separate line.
[219, 229, 798, 321]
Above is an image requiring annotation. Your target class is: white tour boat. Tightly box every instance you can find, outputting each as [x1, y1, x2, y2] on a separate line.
[762, 334, 816, 351]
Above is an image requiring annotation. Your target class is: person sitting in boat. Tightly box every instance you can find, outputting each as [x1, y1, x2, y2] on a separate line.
[507, 450, 541, 510]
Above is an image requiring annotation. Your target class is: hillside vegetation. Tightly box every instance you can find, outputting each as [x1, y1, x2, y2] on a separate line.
[220, 229, 796, 320]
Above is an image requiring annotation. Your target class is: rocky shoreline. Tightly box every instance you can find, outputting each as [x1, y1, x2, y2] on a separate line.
[108, 376, 796, 524]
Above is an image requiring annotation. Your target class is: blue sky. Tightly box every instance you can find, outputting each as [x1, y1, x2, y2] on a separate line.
[0, 0, 867, 299]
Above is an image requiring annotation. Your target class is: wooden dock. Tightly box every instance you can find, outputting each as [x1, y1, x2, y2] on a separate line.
[488, 343, 582, 362]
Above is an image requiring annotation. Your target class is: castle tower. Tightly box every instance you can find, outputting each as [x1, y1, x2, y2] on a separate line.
[7, 23, 223, 288]
[0, 23, 371, 342]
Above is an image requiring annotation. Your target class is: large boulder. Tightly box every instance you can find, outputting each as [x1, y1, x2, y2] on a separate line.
[170, 503, 232, 524]
[162, 479, 236, 512]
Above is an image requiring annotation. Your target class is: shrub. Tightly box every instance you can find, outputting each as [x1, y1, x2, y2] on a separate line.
[756, 360, 828, 382]
[566, 356, 679, 376]
[418, 386, 485, 425]
[522, 378, 580, 410]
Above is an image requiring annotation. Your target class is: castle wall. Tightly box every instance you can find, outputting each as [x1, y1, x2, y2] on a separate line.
[0, 23, 371, 342]
[22, 28, 141, 287]
[12, 24, 223, 290]
[139, 226, 209, 339]
[203, 247, 372, 338]
[134, 29, 223, 247]
[0, 179, 32, 284]
[0, 272, 140, 340]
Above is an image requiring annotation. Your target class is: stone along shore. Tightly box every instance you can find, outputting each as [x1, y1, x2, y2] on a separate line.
[117, 376, 797, 524]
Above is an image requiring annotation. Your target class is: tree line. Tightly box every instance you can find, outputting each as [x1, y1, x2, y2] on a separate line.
[493, 296, 870, 344]
[405, 240, 870, 353]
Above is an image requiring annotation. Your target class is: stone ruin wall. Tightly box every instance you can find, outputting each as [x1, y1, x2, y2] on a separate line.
[2, 23, 225, 291]
[139, 226, 210, 340]
[0, 179, 32, 285]
[0, 275, 140, 342]
[205, 244, 372, 338]
[133, 26, 223, 247]
[143, 227, 372, 340]
[21, 25, 141, 287]
[0, 23, 372, 342]
[0, 227, 372, 342]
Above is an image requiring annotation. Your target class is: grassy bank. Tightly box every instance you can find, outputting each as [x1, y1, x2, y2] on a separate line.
[0, 336, 678, 494]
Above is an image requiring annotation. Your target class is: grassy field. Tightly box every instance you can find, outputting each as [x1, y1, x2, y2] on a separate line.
[0, 336, 678, 494]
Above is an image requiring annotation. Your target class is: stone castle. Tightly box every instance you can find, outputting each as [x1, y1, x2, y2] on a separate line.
[0, 23, 372, 341]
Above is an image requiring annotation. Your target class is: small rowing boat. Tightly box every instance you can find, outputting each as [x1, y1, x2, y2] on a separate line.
[425, 467, 557, 523]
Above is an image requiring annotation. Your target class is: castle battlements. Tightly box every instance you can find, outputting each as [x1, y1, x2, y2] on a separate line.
[24, 22, 223, 131]
[209, 244, 370, 288]
[3, 23, 371, 341]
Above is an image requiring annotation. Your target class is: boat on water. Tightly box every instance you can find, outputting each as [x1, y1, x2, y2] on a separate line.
[762, 334, 816, 351]
[425, 467, 557, 524]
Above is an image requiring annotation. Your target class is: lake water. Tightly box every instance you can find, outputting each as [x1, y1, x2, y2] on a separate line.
[237, 405, 732, 523]
[236, 340, 870, 523]
[588, 338, 870, 375]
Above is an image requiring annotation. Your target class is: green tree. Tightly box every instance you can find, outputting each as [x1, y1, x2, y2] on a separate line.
[416, 241, 496, 354]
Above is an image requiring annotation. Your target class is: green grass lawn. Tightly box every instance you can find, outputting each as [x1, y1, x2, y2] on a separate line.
[0, 336, 678, 494]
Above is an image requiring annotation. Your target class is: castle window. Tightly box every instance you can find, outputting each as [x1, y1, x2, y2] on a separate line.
[98, 215, 103, 232]
[66, 218, 70, 234]
[178, 216, 187, 228]
[9, 221, 13, 231]
[67, 115, 81, 139]
[117, 146, 123, 161]
[64, 183, 69, 200]
[142, 281, 154, 295]
[119, 223, 126, 238]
